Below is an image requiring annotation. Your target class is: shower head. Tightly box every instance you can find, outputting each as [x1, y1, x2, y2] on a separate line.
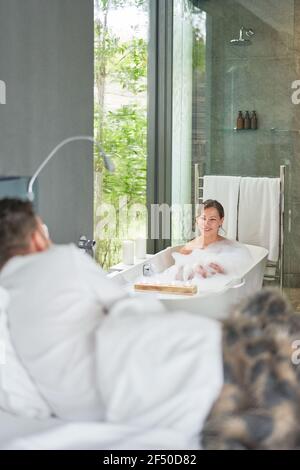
[230, 26, 255, 46]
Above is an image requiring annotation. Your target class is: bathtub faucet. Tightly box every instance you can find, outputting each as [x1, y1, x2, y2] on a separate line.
[78, 235, 96, 258]
[143, 263, 154, 277]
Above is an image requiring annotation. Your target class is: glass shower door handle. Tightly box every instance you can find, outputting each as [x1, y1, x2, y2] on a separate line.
[288, 209, 292, 233]
[194, 164, 200, 207]
[194, 164, 203, 207]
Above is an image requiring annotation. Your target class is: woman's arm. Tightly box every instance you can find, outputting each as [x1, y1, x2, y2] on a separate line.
[179, 246, 193, 255]
[179, 239, 195, 254]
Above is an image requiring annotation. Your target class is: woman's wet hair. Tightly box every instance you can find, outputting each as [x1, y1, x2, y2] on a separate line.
[201, 199, 225, 219]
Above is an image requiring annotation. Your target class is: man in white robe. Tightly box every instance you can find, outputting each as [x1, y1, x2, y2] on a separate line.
[0, 198, 126, 420]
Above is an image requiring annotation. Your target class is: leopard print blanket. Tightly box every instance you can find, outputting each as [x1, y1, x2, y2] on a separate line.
[202, 288, 300, 450]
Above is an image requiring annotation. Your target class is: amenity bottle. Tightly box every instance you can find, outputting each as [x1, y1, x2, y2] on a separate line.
[250, 111, 258, 130]
[236, 111, 244, 130]
[244, 111, 250, 129]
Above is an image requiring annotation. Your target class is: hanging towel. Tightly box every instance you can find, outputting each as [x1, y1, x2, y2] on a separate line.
[238, 177, 280, 262]
[203, 175, 241, 240]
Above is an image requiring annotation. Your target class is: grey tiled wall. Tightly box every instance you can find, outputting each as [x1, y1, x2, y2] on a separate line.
[192, 0, 300, 286]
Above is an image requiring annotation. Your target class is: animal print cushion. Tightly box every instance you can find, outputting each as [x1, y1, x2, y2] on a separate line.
[202, 288, 300, 450]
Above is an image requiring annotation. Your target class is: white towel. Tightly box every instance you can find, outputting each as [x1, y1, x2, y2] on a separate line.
[238, 177, 280, 262]
[203, 175, 241, 240]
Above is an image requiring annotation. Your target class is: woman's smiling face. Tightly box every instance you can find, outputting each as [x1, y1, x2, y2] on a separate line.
[197, 206, 224, 237]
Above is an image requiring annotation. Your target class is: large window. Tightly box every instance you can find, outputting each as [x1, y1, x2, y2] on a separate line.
[172, 0, 206, 246]
[94, 0, 148, 269]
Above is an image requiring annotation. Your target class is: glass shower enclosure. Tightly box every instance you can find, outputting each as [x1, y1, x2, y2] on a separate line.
[172, 0, 300, 309]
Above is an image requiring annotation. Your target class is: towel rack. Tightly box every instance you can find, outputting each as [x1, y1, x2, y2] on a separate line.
[194, 164, 286, 291]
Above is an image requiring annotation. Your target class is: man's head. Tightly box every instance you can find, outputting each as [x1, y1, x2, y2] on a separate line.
[0, 198, 51, 269]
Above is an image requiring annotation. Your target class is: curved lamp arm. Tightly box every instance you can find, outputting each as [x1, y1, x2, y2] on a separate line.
[27, 135, 115, 201]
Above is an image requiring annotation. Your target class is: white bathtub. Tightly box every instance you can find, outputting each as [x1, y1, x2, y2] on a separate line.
[109, 244, 268, 320]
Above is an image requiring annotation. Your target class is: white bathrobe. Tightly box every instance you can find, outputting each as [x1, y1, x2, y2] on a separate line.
[0, 244, 127, 421]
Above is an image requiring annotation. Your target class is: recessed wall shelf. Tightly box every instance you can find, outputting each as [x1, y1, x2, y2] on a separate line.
[217, 128, 300, 133]
[233, 128, 258, 131]
[270, 128, 300, 133]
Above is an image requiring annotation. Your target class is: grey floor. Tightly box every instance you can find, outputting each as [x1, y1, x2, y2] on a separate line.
[285, 288, 300, 313]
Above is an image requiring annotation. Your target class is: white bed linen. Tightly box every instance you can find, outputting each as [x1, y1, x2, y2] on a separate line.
[95, 298, 223, 445]
[0, 410, 195, 450]
[0, 287, 51, 418]
[0, 294, 222, 450]
[0, 298, 222, 450]
[0, 409, 60, 446]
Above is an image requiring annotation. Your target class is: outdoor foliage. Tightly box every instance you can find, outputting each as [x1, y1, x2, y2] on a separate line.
[94, 0, 148, 269]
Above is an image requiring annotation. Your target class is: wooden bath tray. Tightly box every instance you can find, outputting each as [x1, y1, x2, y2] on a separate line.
[134, 282, 198, 296]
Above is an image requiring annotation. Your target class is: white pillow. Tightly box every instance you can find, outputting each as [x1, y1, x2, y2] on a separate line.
[0, 286, 52, 418]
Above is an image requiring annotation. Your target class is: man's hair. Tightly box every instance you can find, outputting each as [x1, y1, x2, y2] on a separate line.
[0, 198, 38, 269]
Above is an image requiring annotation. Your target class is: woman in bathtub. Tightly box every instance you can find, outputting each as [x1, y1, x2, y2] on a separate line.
[169, 199, 252, 284]
[179, 199, 226, 278]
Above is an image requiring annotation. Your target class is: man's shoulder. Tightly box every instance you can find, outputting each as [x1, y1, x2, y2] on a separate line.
[37, 243, 78, 264]
[0, 244, 105, 286]
[44, 244, 90, 270]
[49, 243, 78, 256]
[1, 244, 77, 277]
